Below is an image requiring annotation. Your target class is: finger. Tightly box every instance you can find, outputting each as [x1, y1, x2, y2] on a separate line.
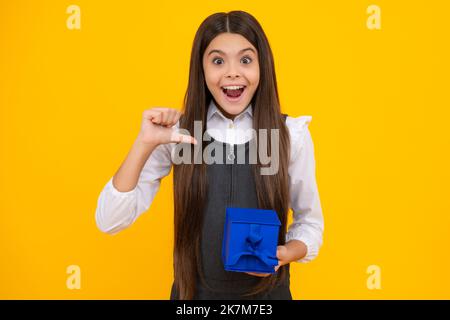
[166, 109, 178, 127]
[151, 114, 162, 124]
[143, 110, 162, 122]
[166, 111, 181, 128]
[257, 273, 270, 277]
[246, 272, 270, 277]
[171, 132, 198, 145]
[144, 110, 163, 124]
[276, 245, 283, 257]
[163, 109, 171, 125]
[159, 111, 167, 126]
[276, 245, 289, 260]
[144, 109, 174, 125]
[173, 111, 182, 124]
[165, 109, 175, 125]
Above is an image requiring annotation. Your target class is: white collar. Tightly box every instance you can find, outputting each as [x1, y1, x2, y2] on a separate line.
[206, 99, 253, 122]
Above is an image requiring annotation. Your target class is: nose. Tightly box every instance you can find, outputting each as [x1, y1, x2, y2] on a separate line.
[226, 73, 240, 79]
[225, 61, 240, 79]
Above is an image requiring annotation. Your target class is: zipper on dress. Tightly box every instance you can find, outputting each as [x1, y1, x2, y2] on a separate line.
[228, 144, 235, 206]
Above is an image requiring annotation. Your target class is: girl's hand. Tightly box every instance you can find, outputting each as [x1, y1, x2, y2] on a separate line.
[136, 107, 197, 146]
[245, 245, 290, 277]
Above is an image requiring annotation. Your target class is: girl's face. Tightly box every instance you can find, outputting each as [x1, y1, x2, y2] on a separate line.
[203, 32, 260, 119]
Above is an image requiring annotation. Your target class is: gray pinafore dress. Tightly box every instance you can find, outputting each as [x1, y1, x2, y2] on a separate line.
[170, 114, 292, 300]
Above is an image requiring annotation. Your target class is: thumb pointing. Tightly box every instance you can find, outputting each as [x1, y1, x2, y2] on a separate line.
[170, 131, 198, 145]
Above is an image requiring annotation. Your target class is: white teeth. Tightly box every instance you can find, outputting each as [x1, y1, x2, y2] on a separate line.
[222, 85, 245, 90]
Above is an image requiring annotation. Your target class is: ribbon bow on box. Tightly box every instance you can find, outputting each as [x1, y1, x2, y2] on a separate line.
[228, 223, 279, 271]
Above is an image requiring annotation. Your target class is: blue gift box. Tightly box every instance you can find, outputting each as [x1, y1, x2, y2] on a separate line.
[222, 207, 281, 274]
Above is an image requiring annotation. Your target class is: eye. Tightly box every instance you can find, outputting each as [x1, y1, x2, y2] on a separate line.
[241, 56, 252, 64]
[212, 57, 224, 65]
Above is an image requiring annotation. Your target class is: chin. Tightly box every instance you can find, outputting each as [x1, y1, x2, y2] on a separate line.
[222, 103, 248, 115]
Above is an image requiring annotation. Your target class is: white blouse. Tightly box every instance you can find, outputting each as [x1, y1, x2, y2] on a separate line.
[95, 100, 324, 263]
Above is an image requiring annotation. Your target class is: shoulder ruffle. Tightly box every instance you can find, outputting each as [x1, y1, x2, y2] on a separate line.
[285, 115, 312, 158]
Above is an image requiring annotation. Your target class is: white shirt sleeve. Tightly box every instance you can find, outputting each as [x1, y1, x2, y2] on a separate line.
[95, 142, 173, 235]
[285, 116, 324, 263]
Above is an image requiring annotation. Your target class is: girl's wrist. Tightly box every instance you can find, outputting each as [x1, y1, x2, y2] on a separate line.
[131, 137, 158, 161]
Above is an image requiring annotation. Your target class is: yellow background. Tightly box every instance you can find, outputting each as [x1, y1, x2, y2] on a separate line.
[1, 0, 449, 299]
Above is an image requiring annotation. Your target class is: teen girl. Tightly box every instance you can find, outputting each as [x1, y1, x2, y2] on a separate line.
[95, 11, 324, 300]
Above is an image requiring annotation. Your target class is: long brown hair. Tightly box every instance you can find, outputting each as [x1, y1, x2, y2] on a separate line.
[173, 10, 291, 300]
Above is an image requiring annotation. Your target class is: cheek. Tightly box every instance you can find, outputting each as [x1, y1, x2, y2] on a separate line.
[248, 66, 260, 86]
[204, 69, 222, 90]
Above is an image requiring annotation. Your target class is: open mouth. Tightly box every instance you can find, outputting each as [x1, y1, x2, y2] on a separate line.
[221, 85, 246, 99]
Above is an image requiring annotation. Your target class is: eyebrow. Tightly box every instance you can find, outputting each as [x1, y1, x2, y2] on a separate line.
[207, 47, 256, 56]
